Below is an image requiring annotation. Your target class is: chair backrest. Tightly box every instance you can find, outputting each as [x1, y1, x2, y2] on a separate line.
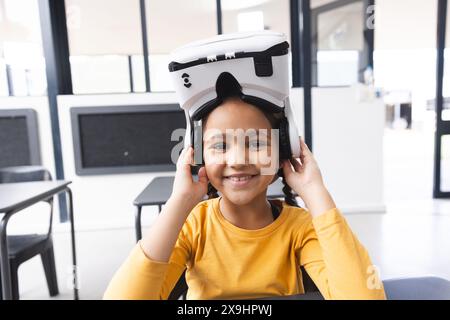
[301, 266, 319, 293]
[383, 276, 450, 300]
[0, 166, 52, 183]
[0, 166, 54, 236]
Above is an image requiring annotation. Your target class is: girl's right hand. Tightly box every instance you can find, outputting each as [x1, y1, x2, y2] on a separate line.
[170, 146, 209, 206]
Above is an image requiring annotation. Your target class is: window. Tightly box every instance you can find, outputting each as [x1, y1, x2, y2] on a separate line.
[443, 1, 450, 121]
[65, 0, 144, 94]
[374, 0, 438, 124]
[145, 0, 217, 92]
[221, 0, 291, 86]
[374, 0, 439, 201]
[221, 0, 290, 37]
[441, 135, 450, 192]
[0, 0, 46, 96]
[440, 4, 450, 192]
[313, 0, 365, 86]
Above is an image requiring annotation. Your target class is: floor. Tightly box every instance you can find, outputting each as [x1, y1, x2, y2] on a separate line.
[13, 121, 450, 300]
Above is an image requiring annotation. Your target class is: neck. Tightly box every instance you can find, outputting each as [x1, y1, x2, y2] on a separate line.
[219, 193, 273, 230]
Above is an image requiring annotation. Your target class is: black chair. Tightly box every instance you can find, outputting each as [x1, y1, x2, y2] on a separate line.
[0, 166, 59, 300]
[383, 276, 450, 300]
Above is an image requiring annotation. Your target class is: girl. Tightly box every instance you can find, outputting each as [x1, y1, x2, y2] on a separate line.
[103, 77, 386, 300]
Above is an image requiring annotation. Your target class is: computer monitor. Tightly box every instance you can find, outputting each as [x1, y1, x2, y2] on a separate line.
[70, 104, 186, 175]
[0, 108, 41, 168]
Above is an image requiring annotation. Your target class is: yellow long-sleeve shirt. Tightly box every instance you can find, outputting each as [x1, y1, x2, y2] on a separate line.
[104, 196, 386, 300]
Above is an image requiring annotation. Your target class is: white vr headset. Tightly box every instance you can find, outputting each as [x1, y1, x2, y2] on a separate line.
[168, 31, 300, 165]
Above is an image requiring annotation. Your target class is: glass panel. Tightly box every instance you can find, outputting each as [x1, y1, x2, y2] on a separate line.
[221, 0, 290, 39]
[316, 1, 364, 86]
[441, 135, 450, 192]
[145, 0, 217, 92]
[65, 0, 143, 94]
[442, 1, 450, 121]
[221, 0, 291, 86]
[441, 4, 450, 191]
[0, 0, 46, 96]
[375, 0, 438, 114]
[375, 0, 438, 202]
[311, 0, 339, 10]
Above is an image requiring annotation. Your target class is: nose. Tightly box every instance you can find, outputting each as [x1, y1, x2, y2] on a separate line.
[226, 140, 248, 167]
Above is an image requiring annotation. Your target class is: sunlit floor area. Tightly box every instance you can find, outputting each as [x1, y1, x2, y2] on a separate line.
[15, 121, 450, 300]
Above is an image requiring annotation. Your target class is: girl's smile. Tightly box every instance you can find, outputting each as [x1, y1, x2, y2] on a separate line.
[223, 173, 260, 188]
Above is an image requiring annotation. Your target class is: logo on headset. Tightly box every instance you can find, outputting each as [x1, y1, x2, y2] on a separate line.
[181, 73, 191, 88]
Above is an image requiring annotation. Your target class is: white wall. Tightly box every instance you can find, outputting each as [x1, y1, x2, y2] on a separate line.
[280, 86, 385, 213]
[312, 86, 385, 212]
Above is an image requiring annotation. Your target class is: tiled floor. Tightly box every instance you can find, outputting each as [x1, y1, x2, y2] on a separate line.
[15, 124, 450, 299]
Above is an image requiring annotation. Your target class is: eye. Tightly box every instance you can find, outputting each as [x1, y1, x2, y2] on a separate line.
[211, 142, 227, 151]
[249, 140, 267, 150]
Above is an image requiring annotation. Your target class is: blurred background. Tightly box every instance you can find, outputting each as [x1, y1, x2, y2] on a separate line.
[0, 0, 449, 299]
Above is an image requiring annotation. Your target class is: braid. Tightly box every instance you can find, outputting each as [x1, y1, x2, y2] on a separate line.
[277, 167, 300, 207]
[262, 110, 300, 208]
[207, 182, 219, 199]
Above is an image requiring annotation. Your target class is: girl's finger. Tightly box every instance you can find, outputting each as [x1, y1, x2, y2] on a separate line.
[300, 137, 312, 154]
[282, 159, 296, 180]
[299, 138, 313, 163]
[299, 153, 306, 166]
[197, 166, 209, 184]
[177, 146, 193, 170]
[176, 147, 188, 168]
[185, 146, 194, 167]
[289, 157, 302, 172]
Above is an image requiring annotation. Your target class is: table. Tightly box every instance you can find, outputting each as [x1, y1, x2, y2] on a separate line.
[0, 181, 78, 300]
[133, 176, 295, 242]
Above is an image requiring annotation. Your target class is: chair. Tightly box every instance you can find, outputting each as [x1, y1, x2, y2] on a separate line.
[383, 276, 450, 300]
[0, 166, 59, 300]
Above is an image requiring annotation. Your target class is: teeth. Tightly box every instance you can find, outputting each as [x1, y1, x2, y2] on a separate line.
[228, 176, 252, 181]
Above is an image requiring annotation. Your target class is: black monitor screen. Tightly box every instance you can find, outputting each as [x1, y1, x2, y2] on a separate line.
[71, 105, 186, 175]
[0, 117, 30, 167]
[0, 109, 40, 168]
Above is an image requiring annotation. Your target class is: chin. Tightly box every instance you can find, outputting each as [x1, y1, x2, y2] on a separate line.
[221, 189, 258, 205]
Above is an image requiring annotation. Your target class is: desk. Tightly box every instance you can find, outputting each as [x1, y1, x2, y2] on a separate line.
[0, 181, 78, 300]
[133, 176, 295, 242]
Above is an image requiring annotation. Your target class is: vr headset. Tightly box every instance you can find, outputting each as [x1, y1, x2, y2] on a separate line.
[168, 31, 300, 165]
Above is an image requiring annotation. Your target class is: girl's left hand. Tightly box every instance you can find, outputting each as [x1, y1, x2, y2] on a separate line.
[282, 137, 336, 218]
[281, 137, 324, 198]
